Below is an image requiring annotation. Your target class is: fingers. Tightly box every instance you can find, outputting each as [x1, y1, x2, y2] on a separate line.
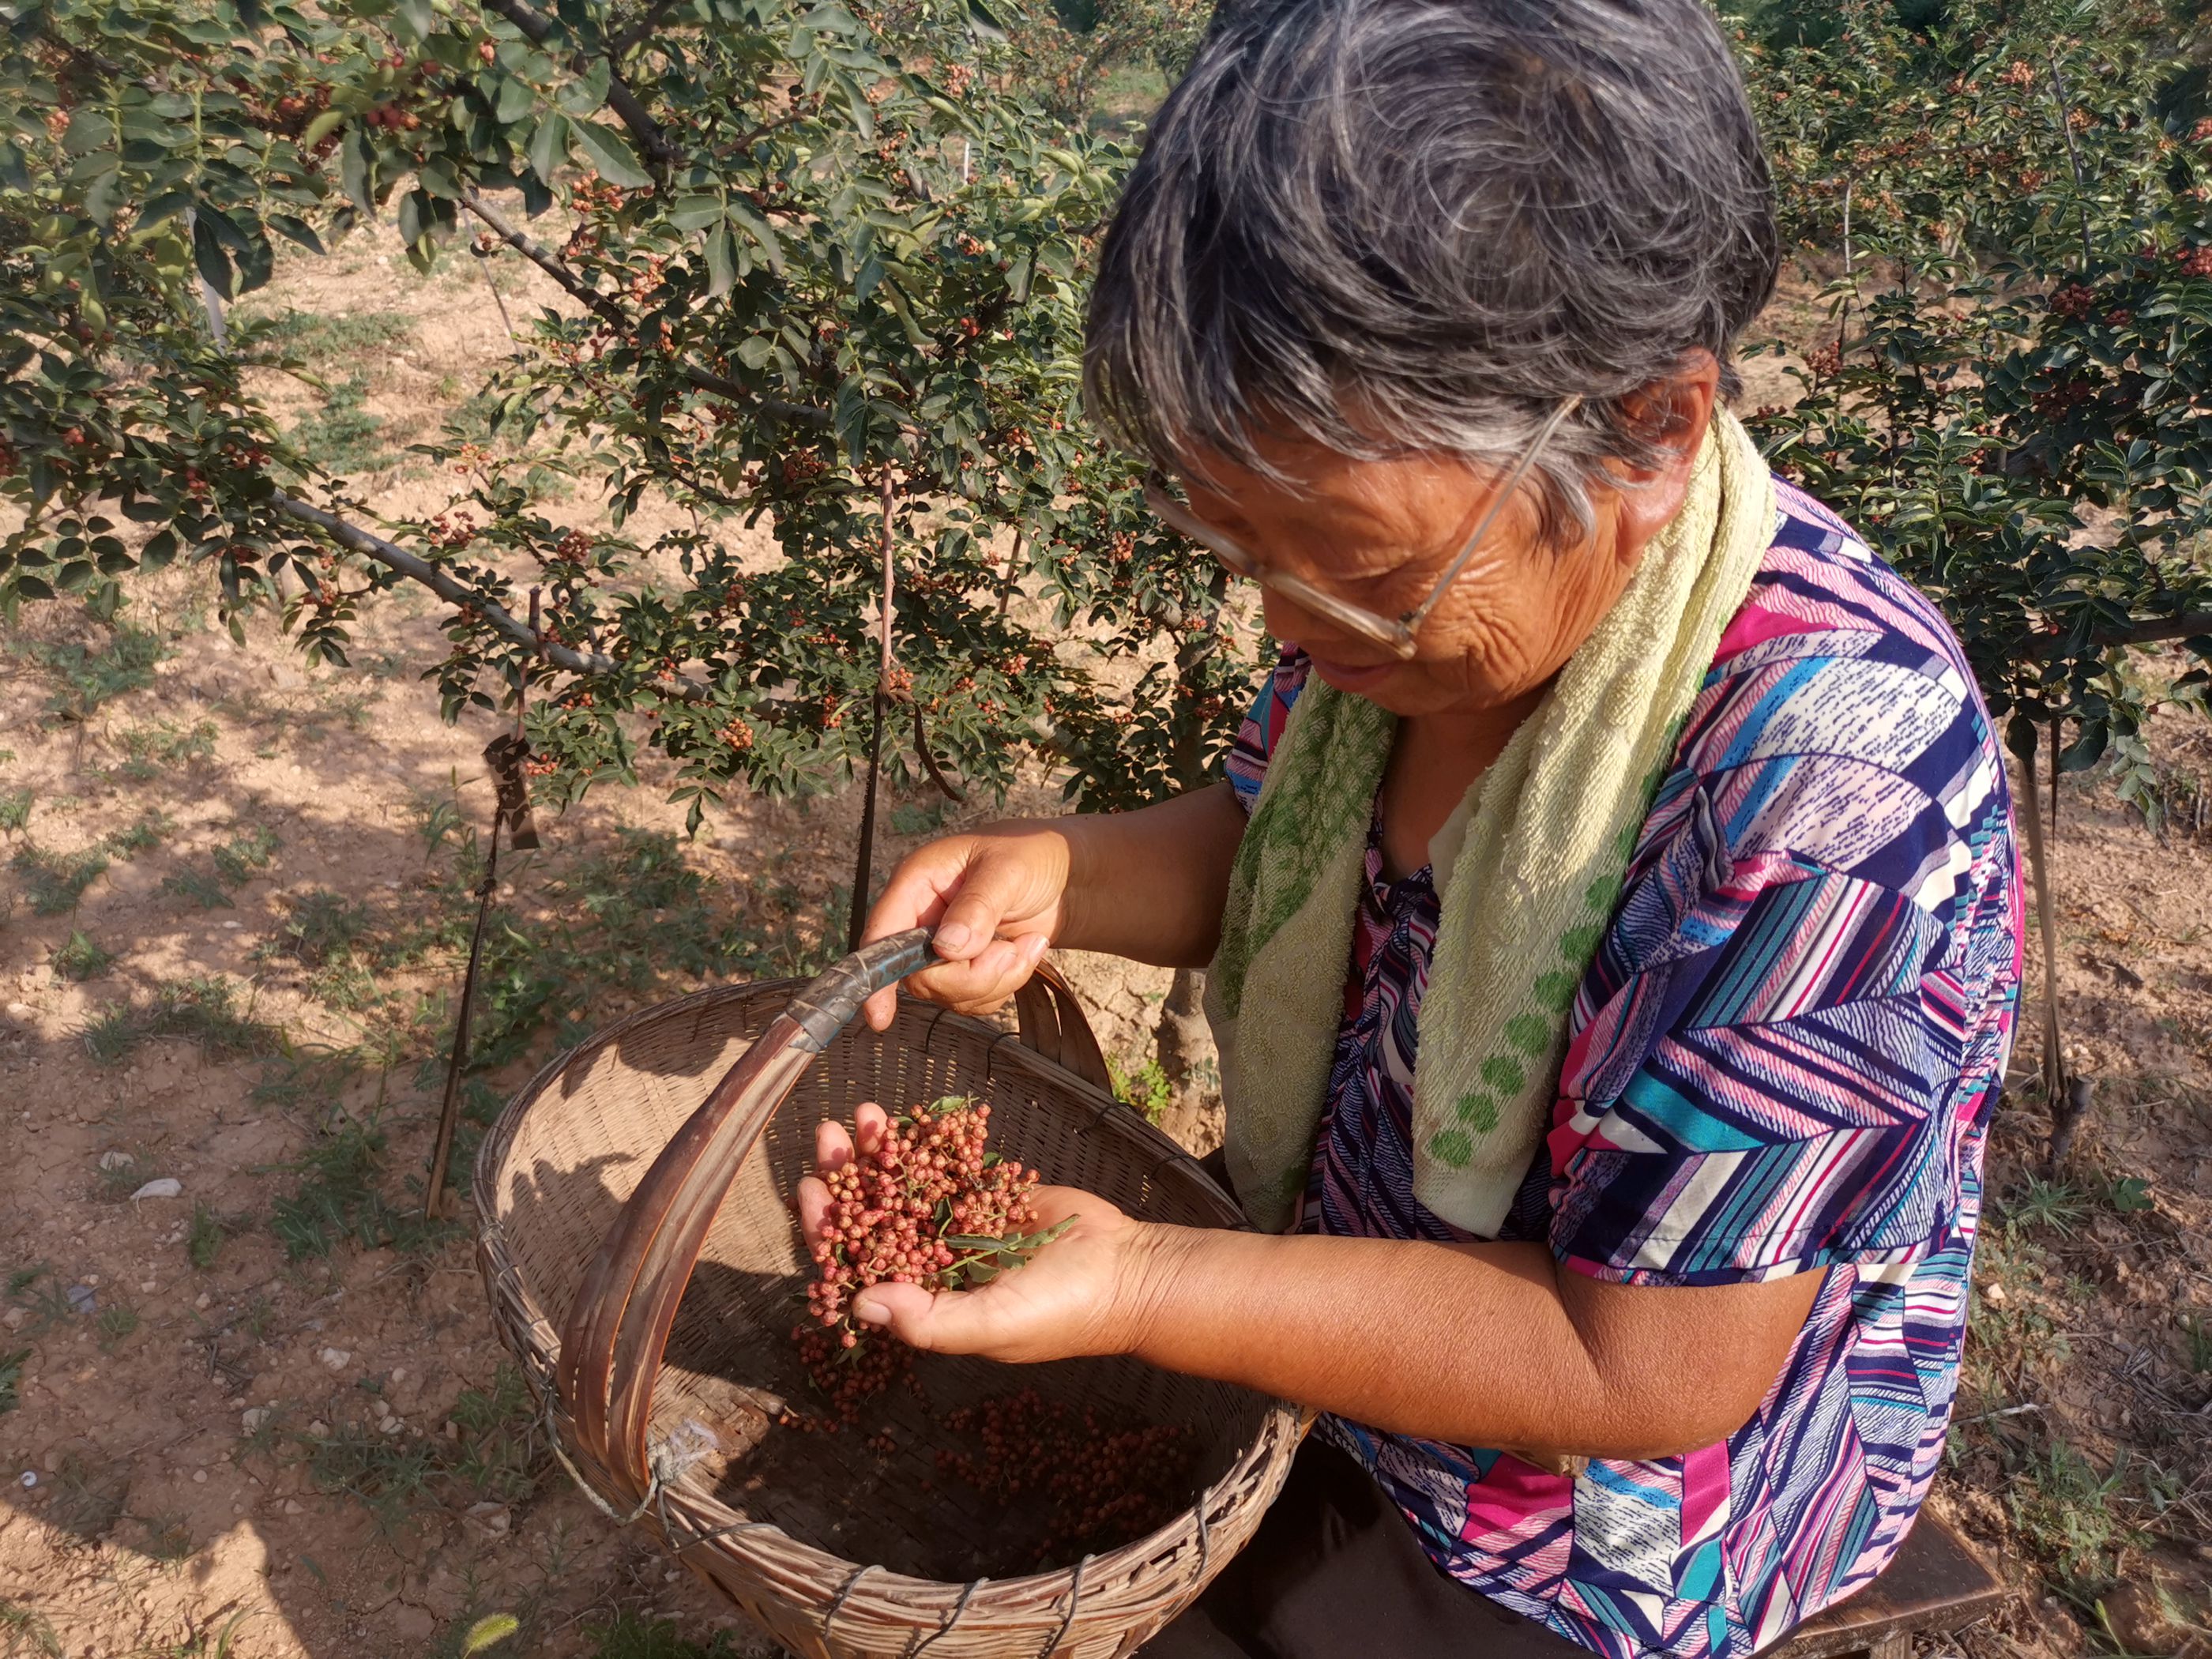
[848, 1280, 994, 1355]
[860, 853, 964, 1031]
[800, 1104, 888, 1247]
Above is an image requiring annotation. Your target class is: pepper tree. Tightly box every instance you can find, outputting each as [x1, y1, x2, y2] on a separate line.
[0, 0, 1254, 1033]
[1730, 0, 2212, 1134]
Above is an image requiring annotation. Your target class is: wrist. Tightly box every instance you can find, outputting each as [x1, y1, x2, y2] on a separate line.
[1101, 1219, 1202, 1357]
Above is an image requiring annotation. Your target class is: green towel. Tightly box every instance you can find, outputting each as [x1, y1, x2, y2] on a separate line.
[1204, 411, 1776, 1235]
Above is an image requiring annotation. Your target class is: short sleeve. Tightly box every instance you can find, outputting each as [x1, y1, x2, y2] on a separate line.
[1545, 633, 2018, 1288]
[1224, 649, 1312, 814]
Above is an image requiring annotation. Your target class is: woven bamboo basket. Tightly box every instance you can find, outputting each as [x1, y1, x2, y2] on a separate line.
[475, 929, 1303, 1658]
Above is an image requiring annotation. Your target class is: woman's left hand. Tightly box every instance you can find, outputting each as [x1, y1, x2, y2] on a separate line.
[794, 1103, 1153, 1364]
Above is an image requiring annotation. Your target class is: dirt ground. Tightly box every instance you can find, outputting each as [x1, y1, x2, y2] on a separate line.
[0, 235, 2206, 1659]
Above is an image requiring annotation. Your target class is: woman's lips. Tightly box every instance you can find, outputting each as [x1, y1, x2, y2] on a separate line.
[1304, 654, 1397, 692]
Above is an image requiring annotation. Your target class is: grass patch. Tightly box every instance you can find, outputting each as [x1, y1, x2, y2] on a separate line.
[1997, 1174, 2089, 1236]
[0, 1346, 28, 1415]
[267, 1118, 447, 1260]
[583, 1613, 747, 1659]
[164, 824, 281, 909]
[252, 307, 414, 361]
[95, 1151, 155, 1202]
[94, 1303, 139, 1349]
[51, 929, 113, 981]
[114, 718, 218, 781]
[0, 788, 30, 834]
[85, 976, 284, 1066]
[130, 1509, 194, 1564]
[186, 1202, 232, 1270]
[10, 842, 107, 914]
[2007, 1441, 2151, 1605]
[47, 1449, 131, 1542]
[279, 890, 374, 969]
[1108, 1055, 1172, 1124]
[17, 623, 164, 722]
[103, 811, 170, 857]
[291, 374, 395, 474]
[0, 1601, 62, 1658]
[291, 1366, 536, 1538]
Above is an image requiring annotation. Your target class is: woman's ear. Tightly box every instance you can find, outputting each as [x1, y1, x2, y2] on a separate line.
[1607, 352, 1722, 555]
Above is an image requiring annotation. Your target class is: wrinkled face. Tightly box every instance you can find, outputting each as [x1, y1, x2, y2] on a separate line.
[1173, 442, 1632, 718]
[1171, 373, 1717, 720]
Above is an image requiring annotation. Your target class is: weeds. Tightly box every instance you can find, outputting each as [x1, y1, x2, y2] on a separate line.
[409, 792, 468, 863]
[250, 307, 413, 360]
[85, 976, 284, 1066]
[164, 824, 281, 910]
[0, 788, 29, 834]
[2181, 1314, 2212, 1375]
[280, 890, 374, 967]
[51, 929, 113, 981]
[95, 1303, 139, 1349]
[583, 1612, 747, 1659]
[2007, 1441, 2150, 1604]
[186, 1202, 231, 1270]
[114, 718, 218, 780]
[130, 1510, 194, 1563]
[1109, 1056, 1172, 1124]
[47, 1449, 131, 1542]
[0, 1601, 62, 1658]
[10, 842, 108, 914]
[103, 811, 170, 857]
[1999, 1175, 2089, 1236]
[96, 1151, 153, 1201]
[448, 1365, 544, 1503]
[0, 1346, 27, 1414]
[267, 1118, 447, 1260]
[291, 374, 395, 473]
[18, 623, 164, 722]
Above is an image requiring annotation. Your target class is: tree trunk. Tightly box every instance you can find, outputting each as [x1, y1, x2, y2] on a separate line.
[1153, 964, 1211, 1086]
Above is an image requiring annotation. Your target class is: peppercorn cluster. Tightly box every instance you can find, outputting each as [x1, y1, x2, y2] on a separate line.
[935, 1388, 1197, 1567]
[792, 1097, 1060, 1420]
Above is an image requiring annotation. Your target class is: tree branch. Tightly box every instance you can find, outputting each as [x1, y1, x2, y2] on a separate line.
[479, 0, 677, 168]
[272, 491, 713, 703]
[2095, 611, 2212, 649]
[459, 188, 833, 428]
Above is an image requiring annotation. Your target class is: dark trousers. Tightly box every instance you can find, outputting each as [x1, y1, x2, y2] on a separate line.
[1144, 1438, 1581, 1658]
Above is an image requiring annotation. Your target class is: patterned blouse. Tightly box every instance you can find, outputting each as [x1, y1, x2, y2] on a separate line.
[1222, 478, 2021, 1659]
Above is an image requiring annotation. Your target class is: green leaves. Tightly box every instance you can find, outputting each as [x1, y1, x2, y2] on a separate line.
[568, 120, 651, 188]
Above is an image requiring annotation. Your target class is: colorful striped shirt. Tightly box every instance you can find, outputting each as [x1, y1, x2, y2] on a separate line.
[1222, 477, 2021, 1659]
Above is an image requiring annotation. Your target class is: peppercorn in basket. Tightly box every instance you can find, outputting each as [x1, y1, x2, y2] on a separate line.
[475, 930, 1301, 1658]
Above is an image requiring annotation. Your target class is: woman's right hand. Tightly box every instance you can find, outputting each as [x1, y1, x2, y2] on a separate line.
[858, 821, 1078, 1030]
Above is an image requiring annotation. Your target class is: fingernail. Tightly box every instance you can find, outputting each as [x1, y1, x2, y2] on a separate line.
[935, 923, 970, 954]
[1025, 934, 1049, 961]
[853, 1298, 890, 1326]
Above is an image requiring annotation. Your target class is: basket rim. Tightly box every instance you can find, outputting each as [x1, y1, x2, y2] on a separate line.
[472, 976, 1304, 1607]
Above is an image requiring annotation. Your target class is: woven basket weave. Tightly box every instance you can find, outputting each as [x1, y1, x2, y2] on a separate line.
[476, 930, 1302, 1657]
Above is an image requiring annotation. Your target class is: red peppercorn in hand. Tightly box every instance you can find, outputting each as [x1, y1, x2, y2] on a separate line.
[796, 1101, 1147, 1364]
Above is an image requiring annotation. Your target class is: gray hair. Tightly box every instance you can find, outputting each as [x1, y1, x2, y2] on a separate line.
[1084, 0, 1780, 542]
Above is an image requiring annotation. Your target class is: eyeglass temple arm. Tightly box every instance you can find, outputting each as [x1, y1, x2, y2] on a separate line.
[1400, 397, 1585, 635]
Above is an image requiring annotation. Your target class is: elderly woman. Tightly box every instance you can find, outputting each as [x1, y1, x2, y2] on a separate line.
[802, 0, 2022, 1653]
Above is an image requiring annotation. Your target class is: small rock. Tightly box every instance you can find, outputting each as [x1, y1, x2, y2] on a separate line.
[379, 1417, 402, 1435]
[66, 1285, 96, 1315]
[191, 1469, 208, 1484]
[389, 1367, 405, 1382]
[1981, 1280, 2007, 1306]
[193, 1292, 211, 1311]
[464, 1500, 511, 1537]
[138, 1281, 155, 1294]
[130, 1178, 182, 1201]
[283, 1499, 305, 1515]
[98, 1150, 134, 1172]
[241, 1408, 272, 1435]
[305, 1420, 329, 1438]
[443, 1420, 459, 1439]
[2, 1307, 24, 1331]
[318, 1347, 351, 1371]
[5, 1003, 31, 1021]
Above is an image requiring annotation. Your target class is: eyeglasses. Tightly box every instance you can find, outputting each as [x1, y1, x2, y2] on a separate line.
[1143, 397, 1583, 660]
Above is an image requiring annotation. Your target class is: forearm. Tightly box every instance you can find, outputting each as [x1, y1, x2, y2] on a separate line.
[1055, 781, 1247, 967]
[1113, 1224, 1791, 1460]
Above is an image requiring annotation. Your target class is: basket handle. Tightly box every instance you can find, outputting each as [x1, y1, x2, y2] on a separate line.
[555, 927, 1117, 1505]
